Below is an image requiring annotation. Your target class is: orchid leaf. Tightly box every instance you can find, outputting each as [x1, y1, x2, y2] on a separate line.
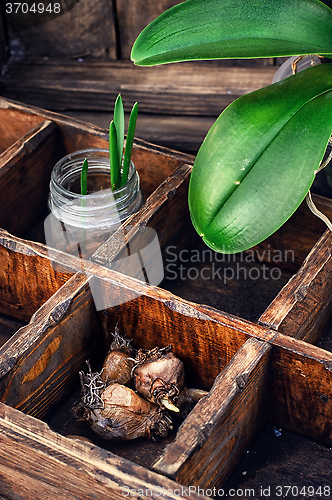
[188, 64, 332, 253]
[131, 0, 332, 66]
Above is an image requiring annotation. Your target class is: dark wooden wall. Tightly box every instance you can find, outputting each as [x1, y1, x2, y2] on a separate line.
[0, 6, 7, 67]
[2, 0, 181, 61]
[0, 1, 277, 154]
[115, 0, 181, 60]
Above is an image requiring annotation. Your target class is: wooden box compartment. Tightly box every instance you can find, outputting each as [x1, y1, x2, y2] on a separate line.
[0, 96, 192, 326]
[0, 98, 192, 242]
[1, 96, 332, 498]
[2, 252, 332, 498]
[93, 161, 332, 342]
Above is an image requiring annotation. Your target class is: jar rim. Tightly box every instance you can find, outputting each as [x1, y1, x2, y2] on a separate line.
[48, 148, 142, 228]
[51, 148, 136, 200]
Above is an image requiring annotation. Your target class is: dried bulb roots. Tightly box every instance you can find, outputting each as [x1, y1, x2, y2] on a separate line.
[101, 324, 135, 387]
[133, 346, 185, 412]
[75, 326, 207, 442]
[77, 363, 172, 441]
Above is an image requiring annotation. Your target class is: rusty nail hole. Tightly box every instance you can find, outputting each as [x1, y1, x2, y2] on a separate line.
[319, 394, 329, 403]
[236, 373, 248, 391]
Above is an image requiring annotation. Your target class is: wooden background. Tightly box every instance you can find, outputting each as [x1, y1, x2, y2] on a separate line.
[2, 0, 181, 60]
[0, 2, 332, 497]
[0, 0, 278, 154]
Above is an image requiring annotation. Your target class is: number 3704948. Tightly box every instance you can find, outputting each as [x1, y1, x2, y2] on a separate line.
[5, 3, 61, 14]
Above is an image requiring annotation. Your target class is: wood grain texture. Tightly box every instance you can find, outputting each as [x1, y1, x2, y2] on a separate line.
[116, 0, 182, 60]
[4, 0, 117, 59]
[0, 271, 94, 417]
[2, 231, 332, 497]
[268, 333, 332, 445]
[0, 6, 7, 69]
[92, 157, 331, 331]
[259, 228, 332, 343]
[95, 274, 332, 451]
[0, 120, 62, 236]
[153, 338, 271, 488]
[3, 248, 332, 447]
[92, 163, 192, 266]
[0, 253, 259, 415]
[0, 105, 45, 154]
[0, 96, 194, 196]
[1, 95, 332, 498]
[0, 59, 277, 114]
[0, 403, 206, 500]
[0, 229, 75, 322]
[65, 110, 215, 154]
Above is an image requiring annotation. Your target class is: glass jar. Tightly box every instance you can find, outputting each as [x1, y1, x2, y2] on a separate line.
[46, 148, 143, 258]
[271, 55, 322, 84]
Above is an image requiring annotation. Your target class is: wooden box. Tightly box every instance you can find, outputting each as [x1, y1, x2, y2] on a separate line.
[1, 96, 332, 499]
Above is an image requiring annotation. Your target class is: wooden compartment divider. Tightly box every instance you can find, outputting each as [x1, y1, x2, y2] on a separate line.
[153, 338, 272, 487]
[0, 229, 76, 322]
[0, 96, 332, 498]
[259, 227, 332, 343]
[2, 239, 332, 445]
[0, 120, 61, 236]
[0, 105, 45, 154]
[0, 403, 205, 500]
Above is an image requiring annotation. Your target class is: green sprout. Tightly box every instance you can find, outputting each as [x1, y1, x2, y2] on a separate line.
[80, 158, 89, 196]
[81, 94, 138, 195]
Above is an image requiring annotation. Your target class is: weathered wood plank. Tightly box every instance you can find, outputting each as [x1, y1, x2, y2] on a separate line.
[0, 6, 7, 69]
[0, 104, 45, 154]
[0, 98, 193, 318]
[0, 96, 194, 198]
[0, 403, 205, 500]
[86, 276, 332, 451]
[93, 161, 330, 327]
[1, 93, 332, 498]
[2, 248, 332, 448]
[0, 120, 62, 236]
[65, 110, 215, 154]
[194, 304, 332, 445]
[2, 225, 332, 491]
[0, 59, 277, 114]
[267, 333, 332, 445]
[259, 228, 332, 343]
[4, 0, 117, 59]
[92, 163, 192, 266]
[0, 229, 76, 322]
[116, 0, 182, 60]
[0, 271, 95, 417]
[153, 338, 271, 488]
[0, 263, 254, 415]
[0, 221, 273, 417]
